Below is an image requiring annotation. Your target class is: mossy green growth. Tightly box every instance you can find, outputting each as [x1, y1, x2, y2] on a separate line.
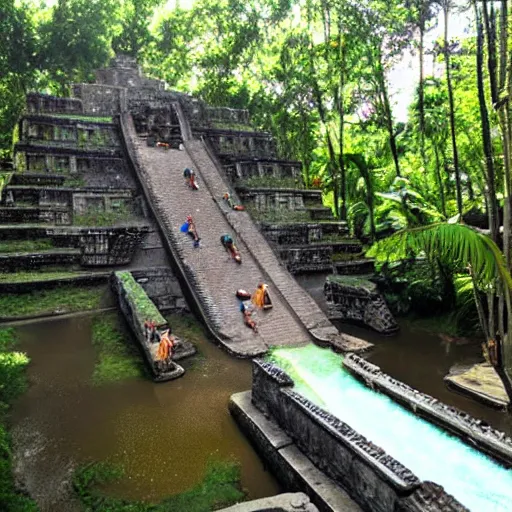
[0, 239, 54, 254]
[45, 114, 113, 123]
[327, 274, 376, 292]
[238, 176, 301, 189]
[116, 272, 166, 327]
[0, 328, 39, 512]
[73, 459, 245, 512]
[0, 285, 105, 318]
[91, 314, 142, 386]
[0, 270, 86, 283]
[246, 206, 311, 224]
[0, 172, 13, 197]
[73, 204, 134, 227]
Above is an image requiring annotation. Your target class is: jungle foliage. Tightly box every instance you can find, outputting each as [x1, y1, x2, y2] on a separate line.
[3, 0, 512, 398]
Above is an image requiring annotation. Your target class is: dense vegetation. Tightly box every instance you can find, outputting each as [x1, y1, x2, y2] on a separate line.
[0, 328, 38, 512]
[73, 459, 245, 512]
[3, 1, 512, 395]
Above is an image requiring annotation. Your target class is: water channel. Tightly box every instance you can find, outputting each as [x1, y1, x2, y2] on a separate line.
[9, 272, 512, 510]
[10, 313, 280, 511]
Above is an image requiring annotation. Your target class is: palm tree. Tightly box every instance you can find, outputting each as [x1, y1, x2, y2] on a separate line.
[367, 222, 512, 405]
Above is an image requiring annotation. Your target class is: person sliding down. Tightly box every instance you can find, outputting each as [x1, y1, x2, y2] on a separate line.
[252, 283, 273, 310]
[223, 192, 244, 211]
[183, 168, 199, 190]
[240, 303, 258, 333]
[180, 215, 200, 247]
[220, 234, 241, 263]
[156, 329, 175, 370]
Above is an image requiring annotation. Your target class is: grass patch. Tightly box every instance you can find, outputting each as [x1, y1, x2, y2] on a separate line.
[212, 121, 254, 131]
[0, 285, 105, 318]
[321, 234, 361, 244]
[73, 458, 245, 512]
[0, 327, 39, 512]
[91, 314, 142, 386]
[332, 252, 365, 262]
[63, 176, 86, 188]
[0, 239, 54, 254]
[246, 206, 311, 224]
[45, 114, 113, 124]
[0, 271, 86, 283]
[73, 205, 135, 227]
[116, 272, 165, 326]
[238, 176, 302, 189]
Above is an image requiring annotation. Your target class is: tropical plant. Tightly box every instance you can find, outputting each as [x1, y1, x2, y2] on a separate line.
[367, 222, 512, 403]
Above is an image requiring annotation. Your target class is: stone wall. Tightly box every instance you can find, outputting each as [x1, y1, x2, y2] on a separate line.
[237, 188, 321, 210]
[20, 116, 119, 149]
[199, 130, 277, 160]
[324, 275, 398, 334]
[26, 93, 82, 115]
[205, 106, 250, 127]
[45, 225, 148, 266]
[251, 360, 469, 512]
[224, 159, 302, 183]
[72, 84, 127, 115]
[344, 354, 512, 466]
[130, 267, 188, 312]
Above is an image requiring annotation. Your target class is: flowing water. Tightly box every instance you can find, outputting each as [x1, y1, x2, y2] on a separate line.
[268, 344, 512, 512]
[10, 314, 280, 511]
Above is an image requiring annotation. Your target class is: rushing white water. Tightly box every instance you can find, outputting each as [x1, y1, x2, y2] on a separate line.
[267, 344, 512, 512]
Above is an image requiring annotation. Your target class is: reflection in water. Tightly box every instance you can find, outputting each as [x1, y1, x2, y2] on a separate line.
[11, 315, 279, 511]
[269, 345, 512, 512]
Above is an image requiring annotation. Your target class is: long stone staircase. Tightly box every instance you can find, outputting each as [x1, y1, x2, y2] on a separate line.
[122, 111, 370, 356]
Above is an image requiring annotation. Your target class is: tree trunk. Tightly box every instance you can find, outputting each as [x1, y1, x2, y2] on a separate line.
[376, 51, 401, 177]
[443, 4, 463, 216]
[338, 33, 347, 221]
[475, 3, 499, 243]
[418, 21, 426, 166]
[433, 142, 446, 217]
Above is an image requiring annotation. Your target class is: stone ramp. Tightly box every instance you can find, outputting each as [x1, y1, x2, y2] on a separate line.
[185, 140, 371, 352]
[123, 116, 312, 356]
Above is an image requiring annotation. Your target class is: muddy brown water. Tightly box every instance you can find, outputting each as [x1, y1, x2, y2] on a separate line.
[296, 272, 512, 436]
[10, 314, 280, 511]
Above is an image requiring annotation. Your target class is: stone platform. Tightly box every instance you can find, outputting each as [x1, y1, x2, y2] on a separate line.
[218, 492, 318, 512]
[445, 363, 510, 410]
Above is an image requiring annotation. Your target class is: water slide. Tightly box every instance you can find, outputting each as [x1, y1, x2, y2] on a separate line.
[269, 344, 512, 512]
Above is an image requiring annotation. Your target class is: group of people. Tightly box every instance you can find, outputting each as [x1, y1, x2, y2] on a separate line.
[144, 320, 176, 371]
[239, 283, 272, 333]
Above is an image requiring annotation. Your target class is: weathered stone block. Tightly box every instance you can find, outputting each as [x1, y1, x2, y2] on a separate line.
[325, 275, 398, 334]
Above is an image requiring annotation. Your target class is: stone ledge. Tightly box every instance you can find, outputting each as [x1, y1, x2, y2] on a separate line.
[444, 363, 509, 410]
[229, 391, 360, 512]
[344, 354, 512, 466]
[218, 493, 318, 512]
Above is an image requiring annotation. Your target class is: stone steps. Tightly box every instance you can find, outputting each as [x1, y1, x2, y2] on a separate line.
[0, 248, 81, 271]
[127, 120, 312, 355]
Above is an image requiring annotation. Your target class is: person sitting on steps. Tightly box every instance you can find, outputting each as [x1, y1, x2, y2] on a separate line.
[220, 234, 241, 263]
[240, 302, 258, 333]
[180, 215, 200, 247]
[223, 192, 244, 211]
[183, 168, 199, 190]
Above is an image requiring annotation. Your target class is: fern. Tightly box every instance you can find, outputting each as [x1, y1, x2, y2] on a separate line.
[366, 223, 512, 290]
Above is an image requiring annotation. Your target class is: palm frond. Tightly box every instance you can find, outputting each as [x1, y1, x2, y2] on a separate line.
[366, 223, 512, 290]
